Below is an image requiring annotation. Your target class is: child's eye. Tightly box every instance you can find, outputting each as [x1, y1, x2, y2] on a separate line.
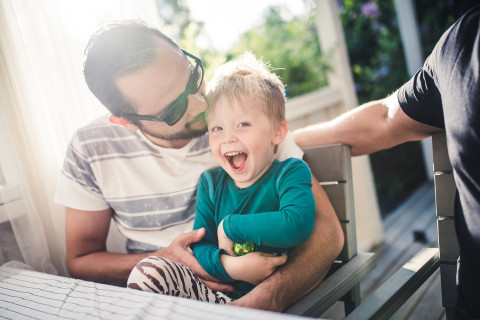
[238, 122, 250, 128]
[210, 126, 222, 132]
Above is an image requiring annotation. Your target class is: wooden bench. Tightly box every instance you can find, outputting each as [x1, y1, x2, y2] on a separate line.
[285, 144, 377, 317]
[432, 132, 458, 319]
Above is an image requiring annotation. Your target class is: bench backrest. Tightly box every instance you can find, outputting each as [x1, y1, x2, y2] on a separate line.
[432, 132, 459, 319]
[303, 144, 357, 263]
[286, 145, 376, 317]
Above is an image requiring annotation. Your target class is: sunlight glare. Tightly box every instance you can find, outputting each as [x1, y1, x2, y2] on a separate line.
[184, 0, 309, 51]
[53, 0, 162, 46]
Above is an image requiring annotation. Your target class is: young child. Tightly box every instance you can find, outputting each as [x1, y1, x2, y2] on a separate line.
[127, 53, 315, 303]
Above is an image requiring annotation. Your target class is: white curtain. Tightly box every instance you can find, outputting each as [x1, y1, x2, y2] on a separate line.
[0, 0, 162, 275]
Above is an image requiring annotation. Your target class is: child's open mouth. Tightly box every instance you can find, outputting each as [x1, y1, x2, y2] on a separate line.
[225, 151, 248, 170]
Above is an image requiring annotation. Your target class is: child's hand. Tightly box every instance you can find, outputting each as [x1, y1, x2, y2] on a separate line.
[217, 219, 235, 256]
[220, 252, 288, 285]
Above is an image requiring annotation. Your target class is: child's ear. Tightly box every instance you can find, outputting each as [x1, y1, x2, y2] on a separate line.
[109, 115, 139, 131]
[272, 121, 289, 145]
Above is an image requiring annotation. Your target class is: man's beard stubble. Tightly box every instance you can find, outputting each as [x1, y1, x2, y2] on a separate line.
[137, 119, 207, 142]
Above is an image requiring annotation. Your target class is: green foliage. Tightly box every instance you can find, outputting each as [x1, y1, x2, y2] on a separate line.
[155, 0, 192, 42]
[339, 0, 478, 107]
[154, 0, 221, 81]
[338, 0, 416, 216]
[228, 5, 330, 98]
[155, 1, 330, 97]
[338, 0, 477, 216]
[338, 0, 409, 104]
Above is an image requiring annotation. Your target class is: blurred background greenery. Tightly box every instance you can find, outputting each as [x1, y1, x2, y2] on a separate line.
[155, 0, 478, 217]
[338, 0, 477, 215]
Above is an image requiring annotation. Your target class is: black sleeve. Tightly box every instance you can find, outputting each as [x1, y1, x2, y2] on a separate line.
[397, 57, 445, 129]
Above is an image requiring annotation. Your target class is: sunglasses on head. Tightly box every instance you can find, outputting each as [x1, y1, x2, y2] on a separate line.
[122, 50, 204, 126]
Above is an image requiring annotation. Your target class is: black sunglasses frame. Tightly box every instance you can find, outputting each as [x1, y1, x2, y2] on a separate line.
[122, 50, 204, 126]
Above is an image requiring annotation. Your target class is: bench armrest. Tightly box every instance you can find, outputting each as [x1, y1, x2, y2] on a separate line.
[345, 248, 439, 320]
[285, 252, 376, 317]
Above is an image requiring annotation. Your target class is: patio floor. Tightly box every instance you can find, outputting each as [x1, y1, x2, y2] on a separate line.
[320, 180, 446, 319]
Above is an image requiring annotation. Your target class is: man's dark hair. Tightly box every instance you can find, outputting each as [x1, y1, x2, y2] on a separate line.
[83, 20, 180, 117]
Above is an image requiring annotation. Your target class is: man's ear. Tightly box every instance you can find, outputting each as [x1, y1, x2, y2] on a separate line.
[108, 115, 139, 131]
[272, 121, 289, 145]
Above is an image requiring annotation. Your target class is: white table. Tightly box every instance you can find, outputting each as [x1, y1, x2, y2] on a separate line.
[0, 265, 316, 320]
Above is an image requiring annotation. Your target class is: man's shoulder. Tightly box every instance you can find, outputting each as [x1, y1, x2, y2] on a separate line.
[426, 5, 479, 76]
[75, 113, 110, 132]
[67, 114, 148, 161]
[73, 114, 135, 143]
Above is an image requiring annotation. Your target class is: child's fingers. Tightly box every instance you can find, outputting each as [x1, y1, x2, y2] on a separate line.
[261, 252, 288, 266]
[275, 252, 288, 265]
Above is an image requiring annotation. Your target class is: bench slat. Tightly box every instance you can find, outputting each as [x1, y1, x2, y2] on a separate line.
[437, 219, 460, 262]
[440, 263, 457, 308]
[345, 248, 439, 320]
[434, 173, 456, 217]
[303, 144, 349, 182]
[322, 183, 348, 222]
[432, 132, 452, 172]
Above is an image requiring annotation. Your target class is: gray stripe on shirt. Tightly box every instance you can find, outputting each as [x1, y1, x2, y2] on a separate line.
[112, 195, 196, 230]
[108, 188, 196, 214]
[63, 145, 101, 194]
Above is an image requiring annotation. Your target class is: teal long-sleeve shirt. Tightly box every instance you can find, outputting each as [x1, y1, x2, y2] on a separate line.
[192, 158, 315, 298]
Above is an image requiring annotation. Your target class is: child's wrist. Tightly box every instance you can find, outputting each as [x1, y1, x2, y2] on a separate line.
[219, 254, 240, 280]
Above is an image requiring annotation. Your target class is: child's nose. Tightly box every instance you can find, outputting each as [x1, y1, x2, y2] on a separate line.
[223, 130, 237, 144]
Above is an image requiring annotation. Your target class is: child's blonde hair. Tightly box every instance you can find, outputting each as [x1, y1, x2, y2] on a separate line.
[206, 52, 286, 127]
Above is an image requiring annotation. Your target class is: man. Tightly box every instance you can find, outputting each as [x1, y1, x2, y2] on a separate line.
[293, 5, 480, 318]
[54, 21, 343, 312]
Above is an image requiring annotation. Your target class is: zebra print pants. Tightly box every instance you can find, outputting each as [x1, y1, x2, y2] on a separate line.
[127, 256, 234, 304]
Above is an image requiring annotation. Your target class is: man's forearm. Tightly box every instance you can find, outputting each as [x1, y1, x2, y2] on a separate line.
[65, 207, 151, 287]
[68, 250, 157, 287]
[68, 228, 229, 290]
[292, 99, 391, 156]
[292, 93, 442, 156]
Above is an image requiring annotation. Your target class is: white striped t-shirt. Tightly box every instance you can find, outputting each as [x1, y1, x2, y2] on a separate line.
[54, 114, 302, 252]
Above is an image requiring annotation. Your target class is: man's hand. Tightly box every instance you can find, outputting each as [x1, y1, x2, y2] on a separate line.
[160, 228, 234, 293]
[217, 220, 235, 256]
[220, 252, 287, 285]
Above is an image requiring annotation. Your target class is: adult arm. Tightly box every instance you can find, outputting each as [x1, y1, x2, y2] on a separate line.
[292, 92, 443, 156]
[229, 174, 344, 311]
[65, 206, 231, 291]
